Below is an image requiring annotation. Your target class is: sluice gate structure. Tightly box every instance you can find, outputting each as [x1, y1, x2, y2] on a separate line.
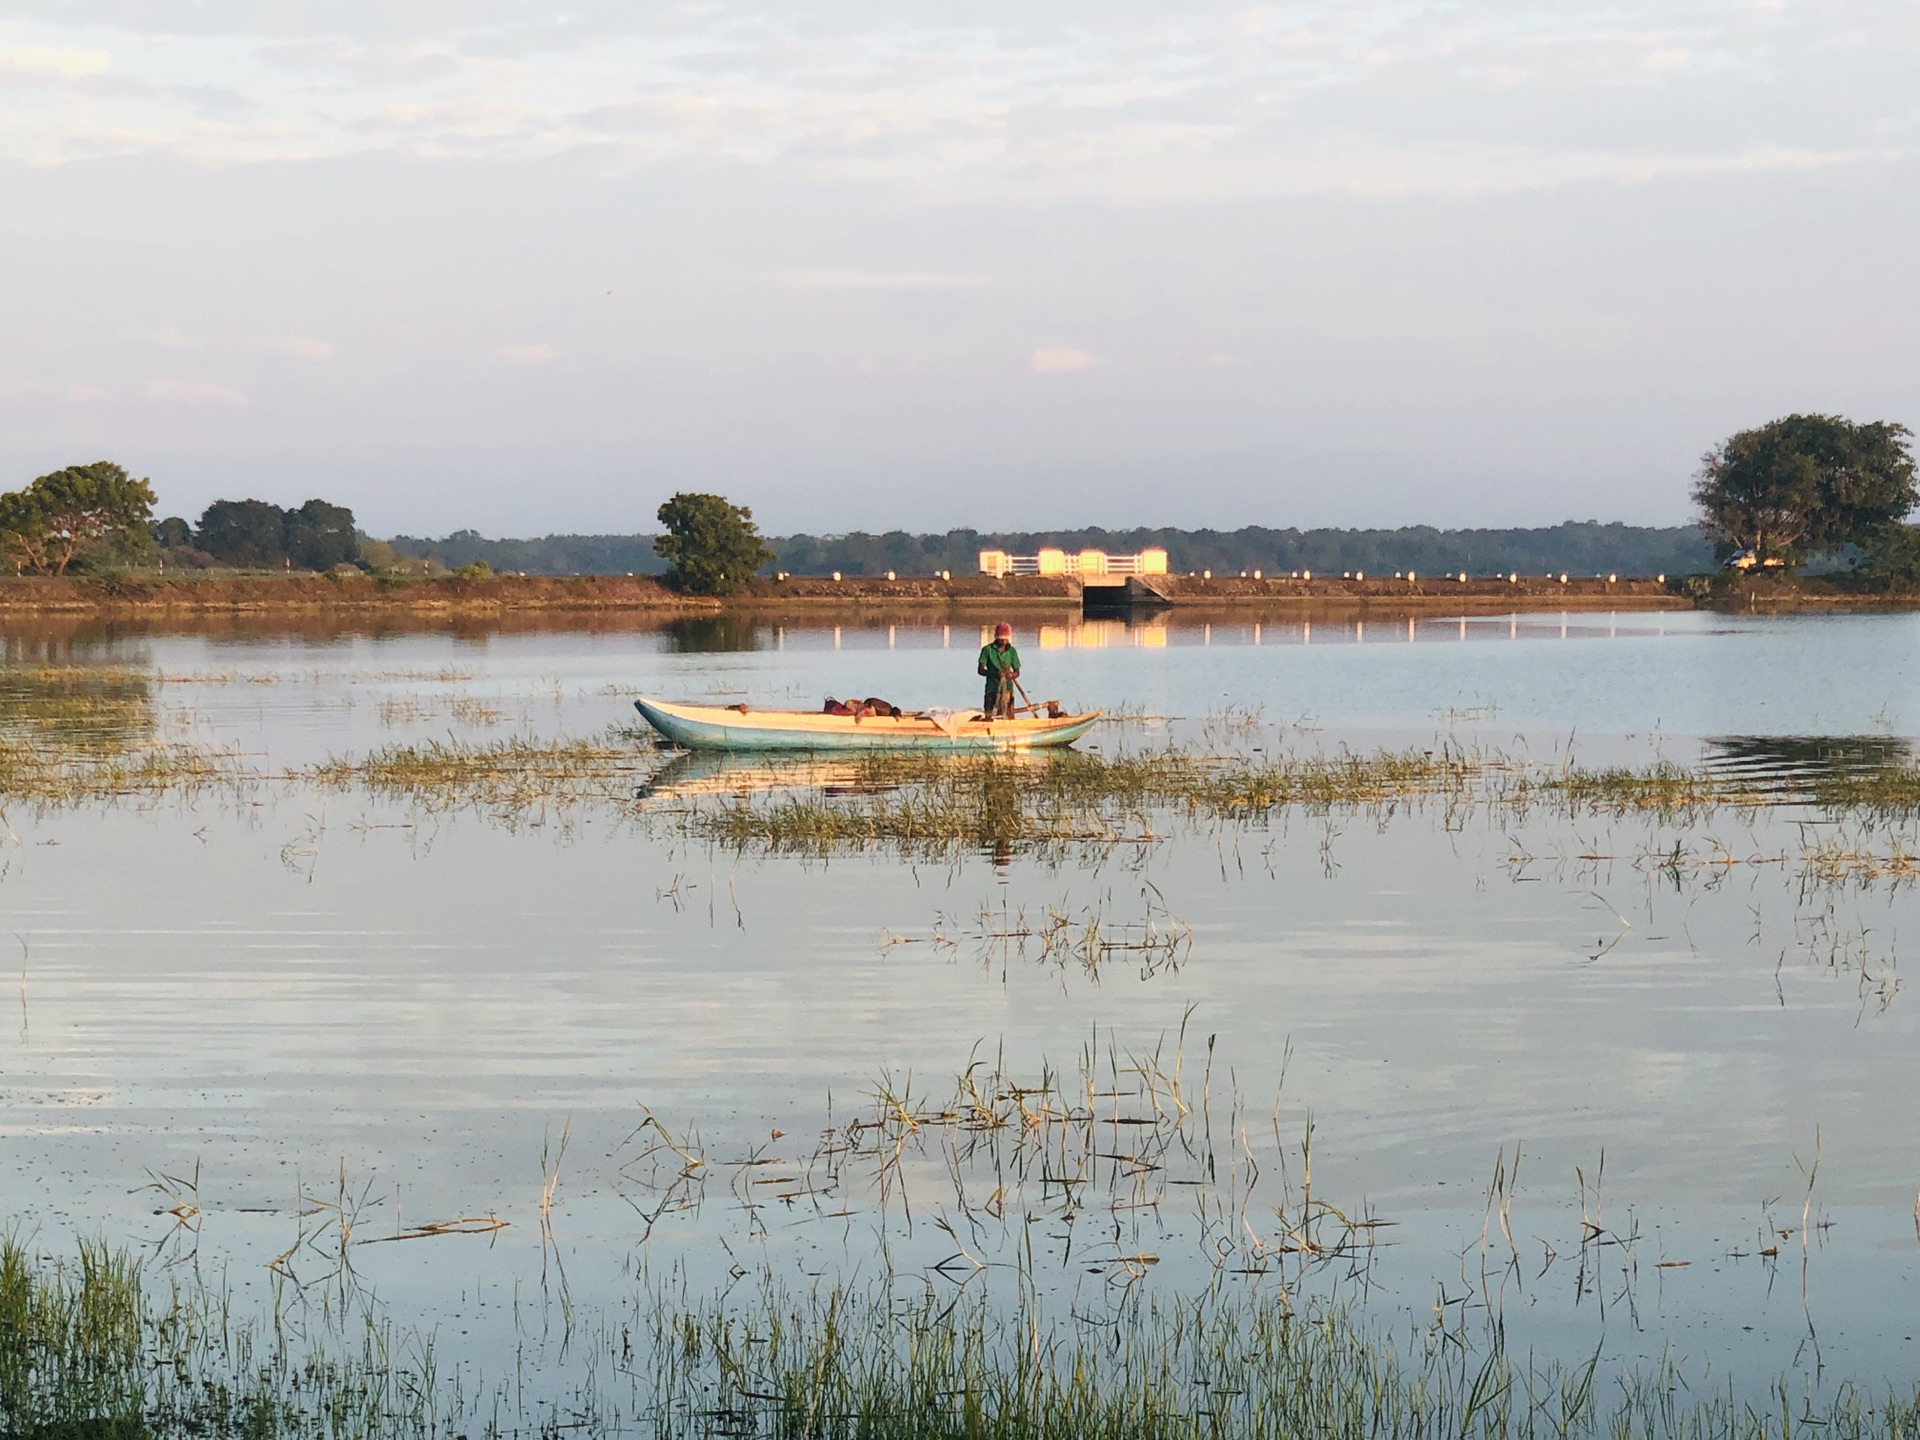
[977, 547, 1174, 614]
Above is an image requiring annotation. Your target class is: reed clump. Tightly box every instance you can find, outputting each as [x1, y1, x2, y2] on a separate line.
[0, 735, 254, 806]
[308, 735, 653, 815]
[648, 1282, 1920, 1440]
[685, 746, 1498, 853]
[678, 746, 1834, 853]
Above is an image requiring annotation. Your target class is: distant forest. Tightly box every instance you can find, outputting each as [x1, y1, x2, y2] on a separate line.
[387, 521, 1715, 579]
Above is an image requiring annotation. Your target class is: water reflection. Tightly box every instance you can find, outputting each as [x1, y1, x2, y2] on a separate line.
[637, 747, 879, 799]
[0, 663, 154, 748]
[1703, 734, 1915, 791]
[5, 611, 1920, 1393]
[665, 614, 766, 653]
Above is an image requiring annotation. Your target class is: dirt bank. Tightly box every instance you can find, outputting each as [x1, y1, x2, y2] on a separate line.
[0, 570, 1905, 619]
[0, 573, 719, 616]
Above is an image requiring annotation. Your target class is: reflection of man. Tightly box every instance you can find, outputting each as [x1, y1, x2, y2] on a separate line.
[977, 621, 1021, 718]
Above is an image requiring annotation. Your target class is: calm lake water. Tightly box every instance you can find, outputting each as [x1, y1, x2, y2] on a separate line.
[4, 605, 1920, 1398]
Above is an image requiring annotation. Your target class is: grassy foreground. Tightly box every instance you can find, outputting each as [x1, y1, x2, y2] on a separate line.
[5, 1238, 1920, 1440]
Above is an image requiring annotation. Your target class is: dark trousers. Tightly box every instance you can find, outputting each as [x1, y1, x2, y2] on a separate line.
[983, 676, 1012, 716]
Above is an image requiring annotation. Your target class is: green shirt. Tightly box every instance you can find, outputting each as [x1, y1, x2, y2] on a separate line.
[978, 642, 1021, 676]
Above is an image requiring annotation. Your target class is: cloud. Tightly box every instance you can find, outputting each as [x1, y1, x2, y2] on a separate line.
[0, 3, 1905, 204]
[268, 335, 337, 361]
[143, 378, 251, 407]
[60, 383, 109, 402]
[0, 45, 108, 79]
[130, 328, 205, 349]
[783, 270, 990, 291]
[1030, 347, 1100, 374]
[491, 342, 561, 365]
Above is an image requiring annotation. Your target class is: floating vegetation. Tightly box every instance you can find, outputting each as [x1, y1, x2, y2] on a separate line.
[670, 748, 1793, 855]
[7, 653, 1920, 849]
[308, 735, 652, 816]
[0, 735, 253, 807]
[0, 665, 153, 750]
[891, 887, 1194, 981]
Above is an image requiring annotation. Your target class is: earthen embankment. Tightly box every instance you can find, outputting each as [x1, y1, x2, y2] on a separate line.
[0, 570, 1904, 619]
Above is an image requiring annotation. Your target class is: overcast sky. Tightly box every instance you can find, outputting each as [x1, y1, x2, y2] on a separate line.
[1, 1, 1914, 536]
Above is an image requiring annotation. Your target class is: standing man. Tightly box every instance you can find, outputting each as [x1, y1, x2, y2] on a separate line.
[978, 621, 1021, 718]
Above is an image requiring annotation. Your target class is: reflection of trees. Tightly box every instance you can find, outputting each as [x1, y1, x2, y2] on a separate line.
[1703, 734, 1914, 789]
[666, 616, 764, 653]
[0, 665, 153, 750]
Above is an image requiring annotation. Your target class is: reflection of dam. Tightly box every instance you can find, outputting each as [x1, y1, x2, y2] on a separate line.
[1034, 620, 1169, 649]
[725, 612, 1695, 655]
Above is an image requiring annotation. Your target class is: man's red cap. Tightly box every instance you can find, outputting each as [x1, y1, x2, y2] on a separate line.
[994, 622, 1012, 637]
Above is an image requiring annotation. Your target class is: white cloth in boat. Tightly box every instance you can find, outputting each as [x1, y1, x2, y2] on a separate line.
[916, 708, 969, 736]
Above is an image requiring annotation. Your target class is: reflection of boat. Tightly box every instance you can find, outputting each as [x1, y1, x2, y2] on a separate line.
[633, 697, 1100, 753]
[637, 749, 871, 800]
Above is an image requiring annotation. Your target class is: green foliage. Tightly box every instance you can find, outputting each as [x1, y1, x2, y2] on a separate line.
[1850, 522, 1920, 590]
[194, 500, 288, 568]
[150, 516, 192, 550]
[652, 492, 774, 595]
[282, 499, 358, 570]
[1693, 414, 1917, 565]
[0, 463, 157, 576]
[0, 1238, 146, 1438]
[194, 498, 360, 571]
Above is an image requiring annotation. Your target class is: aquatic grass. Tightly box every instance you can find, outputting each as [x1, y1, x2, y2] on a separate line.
[674, 747, 1791, 855]
[0, 666, 154, 751]
[7, 702, 1920, 857]
[9, 1235, 1920, 1440]
[0, 734, 256, 808]
[307, 734, 655, 817]
[646, 1280, 1920, 1440]
[0, 1236, 146, 1438]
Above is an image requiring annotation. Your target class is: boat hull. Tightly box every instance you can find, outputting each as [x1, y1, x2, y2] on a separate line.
[633, 697, 1100, 753]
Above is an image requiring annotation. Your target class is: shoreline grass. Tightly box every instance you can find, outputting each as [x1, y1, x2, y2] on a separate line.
[6, 1235, 1920, 1440]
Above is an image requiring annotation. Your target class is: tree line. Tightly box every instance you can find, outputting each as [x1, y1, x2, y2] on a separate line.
[0, 462, 362, 575]
[5, 413, 1917, 587]
[390, 519, 1720, 581]
[396, 417, 1920, 590]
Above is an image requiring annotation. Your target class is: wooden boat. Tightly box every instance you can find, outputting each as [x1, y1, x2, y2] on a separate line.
[633, 697, 1101, 753]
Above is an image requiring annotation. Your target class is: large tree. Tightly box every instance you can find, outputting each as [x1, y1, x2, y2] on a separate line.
[195, 499, 293, 568]
[0, 461, 157, 576]
[652, 493, 775, 595]
[284, 499, 360, 570]
[1693, 414, 1917, 565]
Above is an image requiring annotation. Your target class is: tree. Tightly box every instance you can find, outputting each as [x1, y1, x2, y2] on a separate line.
[0, 462, 157, 575]
[652, 493, 775, 595]
[152, 516, 193, 550]
[195, 499, 292, 568]
[1693, 415, 1917, 565]
[283, 499, 359, 570]
[1852, 522, 1920, 590]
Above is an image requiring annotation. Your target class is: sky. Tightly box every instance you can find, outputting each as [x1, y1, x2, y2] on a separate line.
[0, 1, 1915, 537]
